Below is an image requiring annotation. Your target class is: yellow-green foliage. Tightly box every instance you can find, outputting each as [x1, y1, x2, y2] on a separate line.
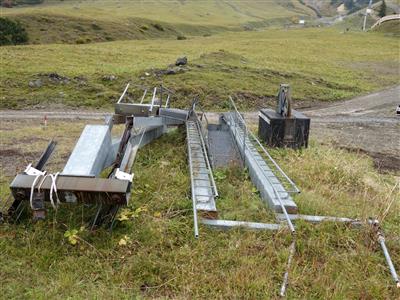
[0, 121, 398, 299]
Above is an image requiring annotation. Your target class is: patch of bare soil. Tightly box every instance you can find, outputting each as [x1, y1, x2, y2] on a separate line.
[334, 146, 400, 174]
[0, 148, 40, 177]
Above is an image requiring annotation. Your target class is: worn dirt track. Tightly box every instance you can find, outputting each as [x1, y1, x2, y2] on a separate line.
[1, 86, 399, 172]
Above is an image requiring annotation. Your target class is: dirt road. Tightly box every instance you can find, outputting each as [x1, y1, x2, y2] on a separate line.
[1, 86, 399, 172]
[304, 86, 400, 173]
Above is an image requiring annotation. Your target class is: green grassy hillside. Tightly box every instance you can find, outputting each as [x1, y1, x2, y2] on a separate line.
[1, 0, 317, 44]
[1, 28, 398, 109]
[4, 0, 315, 25]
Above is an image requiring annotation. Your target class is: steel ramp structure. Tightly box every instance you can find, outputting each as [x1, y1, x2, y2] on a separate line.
[223, 112, 298, 214]
[186, 120, 218, 214]
[207, 122, 241, 168]
[5, 83, 398, 295]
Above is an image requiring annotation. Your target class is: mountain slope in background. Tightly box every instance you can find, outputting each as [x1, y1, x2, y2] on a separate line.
[1, 0, 318, 44]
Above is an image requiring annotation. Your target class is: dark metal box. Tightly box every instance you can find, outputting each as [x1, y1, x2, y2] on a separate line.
[258, 109, 310, 149]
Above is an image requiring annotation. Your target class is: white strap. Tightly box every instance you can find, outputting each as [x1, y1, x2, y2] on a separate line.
[29, 172, 46, 210]
[29, 171, 61, 210]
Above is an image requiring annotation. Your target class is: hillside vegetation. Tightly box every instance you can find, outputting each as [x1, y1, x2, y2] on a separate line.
[0, 28, 398, 110]
[1, 0, 316, 44]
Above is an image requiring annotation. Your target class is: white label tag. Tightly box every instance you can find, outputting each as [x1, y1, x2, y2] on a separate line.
[64, 192, 77, 203]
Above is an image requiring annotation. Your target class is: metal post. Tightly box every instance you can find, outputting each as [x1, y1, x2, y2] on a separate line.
[140, 89, 147, 104]
[149, 87, 157, 112]
[118, 83, 130, 103]
[378, 235, 400, 287]
[242, 121, 246, 158]
[165, 95, 170, 108]
[280, 240, 296, 297]
[363, 0, 373, 31]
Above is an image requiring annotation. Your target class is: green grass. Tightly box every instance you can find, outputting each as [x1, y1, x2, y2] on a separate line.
[3, 0, 315, 26]
[0, 120, 399, 298]
[1, 0, 316, 45]
[1, 28, 399, 110]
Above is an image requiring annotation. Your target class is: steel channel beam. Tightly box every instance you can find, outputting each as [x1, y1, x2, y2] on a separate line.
[275, 214, 362, 225]
[224, 112, 298, 214]
[201, 219, 283, 231]
[62, 125, 112, 177]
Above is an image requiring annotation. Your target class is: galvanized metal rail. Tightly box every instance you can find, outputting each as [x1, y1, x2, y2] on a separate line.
[227, 96, 298, 296]
[229, 97, 299, 194]
[225, 103, 298, 214]
[186, 120, 218, 218]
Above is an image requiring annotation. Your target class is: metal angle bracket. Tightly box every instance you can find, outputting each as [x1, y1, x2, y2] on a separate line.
[115, 168, 134, 182]
[24, 164, 45, 176]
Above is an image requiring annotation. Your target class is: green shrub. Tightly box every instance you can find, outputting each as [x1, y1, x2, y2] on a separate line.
[140, 25, 149, 30]
[177, 35, 187, 40]
[152, 23, 164, 31]
[74, 24, 86, 32]
[0, 17, 28, 46]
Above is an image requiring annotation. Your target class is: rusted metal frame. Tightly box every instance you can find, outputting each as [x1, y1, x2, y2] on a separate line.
[8, 140, 58, 221]
[10, 174, 130, 205]
[109, 116, 134, 175]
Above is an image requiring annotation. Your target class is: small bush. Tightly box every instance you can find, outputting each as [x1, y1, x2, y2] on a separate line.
[91, 23, 102, 30]
[152, 23, 164, 31]
[0, 17, 28, 46]
[74, 24, 86, 32]
[75, 38, 85, 44]
[177, 35, 187, 40]
[140, 25, 149, 31]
